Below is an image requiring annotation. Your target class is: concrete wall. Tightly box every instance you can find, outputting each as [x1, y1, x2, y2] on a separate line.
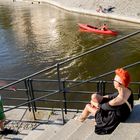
[17, 0, 140, 24]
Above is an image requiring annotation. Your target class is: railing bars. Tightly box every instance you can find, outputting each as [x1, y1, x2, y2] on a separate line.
[3, 90, 60, 114]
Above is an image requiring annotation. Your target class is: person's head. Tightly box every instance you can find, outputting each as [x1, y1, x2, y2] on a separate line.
[113, 68, 131, 89]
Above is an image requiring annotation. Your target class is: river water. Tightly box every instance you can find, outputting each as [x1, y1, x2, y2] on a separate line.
[0, 1, 140, 92]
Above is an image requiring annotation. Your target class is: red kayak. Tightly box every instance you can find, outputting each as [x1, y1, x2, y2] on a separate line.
[78, 23, 118, 35]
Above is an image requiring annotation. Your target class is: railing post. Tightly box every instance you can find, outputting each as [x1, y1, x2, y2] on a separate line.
[24, 79, 36, 120]
[56, 63, 61, 91]
[101, 81, 106, 96]
[97, 81, 103, 95]
[97, 81, 100, 92]
[138, 84, 140, 99]
[28, 79, 36, 120]
[62, 79, 67, 114]
[56, 63, 66, 122]
[96, 81, 106, 96]
[61, 108, 65, 124]
[29, 79, 37, 112]
[24, 79, 31, 111]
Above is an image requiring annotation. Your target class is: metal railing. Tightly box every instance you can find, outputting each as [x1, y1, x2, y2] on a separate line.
[0, 30, 140, 124]
[1, 78, 140, 124]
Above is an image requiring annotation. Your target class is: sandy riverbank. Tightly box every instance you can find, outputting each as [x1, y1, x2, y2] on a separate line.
[19, 0, 140, 24]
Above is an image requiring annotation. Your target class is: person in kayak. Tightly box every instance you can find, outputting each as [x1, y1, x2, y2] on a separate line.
[96, 5, 104, 13]
[75, 68, 133, 135]
[99, 24, 108, 31]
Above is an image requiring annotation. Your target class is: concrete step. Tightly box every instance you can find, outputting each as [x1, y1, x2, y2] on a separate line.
[87, 103, 140, 140]
[2, 101, 140, 140]
[47, 103, 140, 140]
[87, 123, 140, 140]
[23, 124, 46, 140]
[32, 123, 63, 140]
[134, 128, 140, 140]
[67, 119, 94, 140]
[86, 132, 111, 140]
[109, 123, 140, 140]
[3, 121, 47, 140]
[23, 109, 78, 140]
[49, 119, 83, 140]
[108, 104, 140, 140]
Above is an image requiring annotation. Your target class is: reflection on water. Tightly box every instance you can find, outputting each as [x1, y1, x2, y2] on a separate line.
[0, 1, 140, 83]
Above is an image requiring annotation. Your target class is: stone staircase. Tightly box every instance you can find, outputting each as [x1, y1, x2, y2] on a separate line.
[1, 101, 140, 140]
[23, 101, 140, 140]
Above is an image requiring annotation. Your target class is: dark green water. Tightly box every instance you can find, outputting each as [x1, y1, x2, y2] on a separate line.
[0, 1, 140, 108]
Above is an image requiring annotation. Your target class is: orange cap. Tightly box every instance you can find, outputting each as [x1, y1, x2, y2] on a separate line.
[115, 68, 131, 87]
